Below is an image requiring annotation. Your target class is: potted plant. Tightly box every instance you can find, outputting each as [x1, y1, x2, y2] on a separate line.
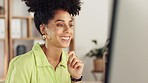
[85, 40, 106, 72]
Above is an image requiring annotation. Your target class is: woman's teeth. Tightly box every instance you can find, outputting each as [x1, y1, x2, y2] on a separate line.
[61, 36, 70, 40]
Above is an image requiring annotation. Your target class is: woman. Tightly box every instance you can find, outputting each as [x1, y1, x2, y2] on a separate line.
[5, 0, 84, 83]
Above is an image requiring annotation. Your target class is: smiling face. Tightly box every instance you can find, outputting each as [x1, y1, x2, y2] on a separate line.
[42, 9, 74, 48]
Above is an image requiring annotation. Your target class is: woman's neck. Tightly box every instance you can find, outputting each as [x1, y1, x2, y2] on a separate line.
[41, 44, 62, 69]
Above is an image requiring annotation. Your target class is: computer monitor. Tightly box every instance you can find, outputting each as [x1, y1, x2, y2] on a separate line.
[105, 0, 148, 83]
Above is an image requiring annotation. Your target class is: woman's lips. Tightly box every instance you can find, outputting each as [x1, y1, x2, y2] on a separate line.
[61, 36, 70, 40]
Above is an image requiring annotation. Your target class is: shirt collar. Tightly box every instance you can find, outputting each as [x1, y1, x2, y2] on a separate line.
[58, 51, 67, 68]
[32, 43, 67, 68]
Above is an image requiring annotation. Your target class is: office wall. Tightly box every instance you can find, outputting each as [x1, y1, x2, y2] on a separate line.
[75, 0, 112, 81]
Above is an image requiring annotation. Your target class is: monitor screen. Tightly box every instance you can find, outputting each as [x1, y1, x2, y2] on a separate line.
[105, 0, 148, 83]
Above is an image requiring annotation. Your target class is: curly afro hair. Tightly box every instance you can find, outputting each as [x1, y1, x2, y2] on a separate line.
[22, 0, 82, 34]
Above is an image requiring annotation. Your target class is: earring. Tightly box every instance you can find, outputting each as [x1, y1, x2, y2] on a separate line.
[42, 35, 46, 40]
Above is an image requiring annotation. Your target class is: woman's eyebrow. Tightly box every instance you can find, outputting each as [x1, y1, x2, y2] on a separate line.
[70, 17, 74, 22]
[55, 18, 73, 23]
[55, 19, 65, 22]
[69, 19, 73, 22]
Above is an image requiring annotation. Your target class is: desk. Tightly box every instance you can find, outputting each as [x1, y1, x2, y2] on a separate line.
[83, 81, 102, 83]
[0, 81, 102, 83]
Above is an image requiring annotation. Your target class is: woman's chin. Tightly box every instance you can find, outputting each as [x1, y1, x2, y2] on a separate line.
[59, 40, 71, 48]
[60, 43, 70, 48]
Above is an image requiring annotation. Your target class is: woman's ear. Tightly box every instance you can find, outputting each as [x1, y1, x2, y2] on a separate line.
[40, 24, 47, 35]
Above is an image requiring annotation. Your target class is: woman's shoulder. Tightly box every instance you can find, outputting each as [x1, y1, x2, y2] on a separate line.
[10, 51, 35, 69]
[6, 51, 35, 82]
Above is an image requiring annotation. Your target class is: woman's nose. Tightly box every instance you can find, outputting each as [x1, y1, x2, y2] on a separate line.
[64, 25, 72, 33]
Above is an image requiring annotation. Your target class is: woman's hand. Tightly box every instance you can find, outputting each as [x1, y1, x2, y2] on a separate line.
[67, 51, 84, 79]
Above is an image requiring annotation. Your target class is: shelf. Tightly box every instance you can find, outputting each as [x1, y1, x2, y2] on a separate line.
[31, 37, 42, 40]
[12, 37, 42, 40]
[0, 15, 5, 18]
[12, 16, 33, 19]
[0, 39, 5, 41]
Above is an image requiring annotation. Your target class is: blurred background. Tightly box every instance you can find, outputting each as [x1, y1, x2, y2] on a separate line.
[0, 0, 113, 83]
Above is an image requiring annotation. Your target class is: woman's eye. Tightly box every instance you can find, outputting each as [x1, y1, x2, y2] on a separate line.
[70, 24, 74, 28]
[57, 24, 64, 27]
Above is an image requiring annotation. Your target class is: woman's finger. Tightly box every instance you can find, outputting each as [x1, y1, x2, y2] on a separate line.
[70, 58, 79, 67]
[73, 61, 84, 69]
[67, 51, 77, 64]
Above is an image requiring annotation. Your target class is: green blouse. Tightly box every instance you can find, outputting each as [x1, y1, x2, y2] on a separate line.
[5, 43, 71, 83]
